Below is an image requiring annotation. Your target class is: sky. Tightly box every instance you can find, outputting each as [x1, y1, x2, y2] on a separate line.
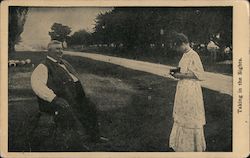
[19, 7, 112, 50]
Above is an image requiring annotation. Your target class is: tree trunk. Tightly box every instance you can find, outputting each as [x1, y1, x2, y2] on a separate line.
[8, 41, 16, 53]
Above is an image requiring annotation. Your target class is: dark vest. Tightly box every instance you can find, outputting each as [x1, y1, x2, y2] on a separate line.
[37, 58, 86, 114]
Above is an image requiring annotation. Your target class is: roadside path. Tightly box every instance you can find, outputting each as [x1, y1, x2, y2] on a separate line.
[64, 51, 232, 96]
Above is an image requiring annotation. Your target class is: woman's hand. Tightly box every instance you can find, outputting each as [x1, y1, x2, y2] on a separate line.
[172, 72, 197, 80]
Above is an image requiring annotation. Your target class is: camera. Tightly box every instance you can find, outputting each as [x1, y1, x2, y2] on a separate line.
[170, 67, 180, 75]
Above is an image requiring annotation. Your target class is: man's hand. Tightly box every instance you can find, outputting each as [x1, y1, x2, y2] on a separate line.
[52, 96, 70, 109]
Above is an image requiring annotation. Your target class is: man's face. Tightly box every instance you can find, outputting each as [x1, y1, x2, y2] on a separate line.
[48, 44, 63, 60]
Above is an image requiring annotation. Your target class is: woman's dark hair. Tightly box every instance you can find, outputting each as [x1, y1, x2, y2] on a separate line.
[171, 32, 189, 47]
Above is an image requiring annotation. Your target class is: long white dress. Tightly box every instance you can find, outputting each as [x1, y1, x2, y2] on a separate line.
[169, 49, 206, 152]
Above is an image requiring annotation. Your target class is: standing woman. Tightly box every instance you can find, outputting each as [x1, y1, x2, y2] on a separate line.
[169, 33, 206, 152]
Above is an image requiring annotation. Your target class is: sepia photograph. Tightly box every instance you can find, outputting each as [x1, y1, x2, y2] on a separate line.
[0, 0, 249, 158]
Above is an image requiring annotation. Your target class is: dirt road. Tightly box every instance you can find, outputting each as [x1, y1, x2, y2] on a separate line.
[64, 51, 232, 96]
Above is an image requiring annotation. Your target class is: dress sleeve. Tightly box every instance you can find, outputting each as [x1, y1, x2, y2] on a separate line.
[188, 52, 205, 81]
[31, 64, 56, 102]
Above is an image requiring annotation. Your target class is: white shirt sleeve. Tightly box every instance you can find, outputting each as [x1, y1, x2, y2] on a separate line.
[189, 52, 205, 81]
[31, 64, 56, 102]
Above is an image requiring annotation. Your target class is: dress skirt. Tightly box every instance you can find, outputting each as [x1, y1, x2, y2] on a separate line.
[169, 122, 206, 152]
[170, 79, 206, 152]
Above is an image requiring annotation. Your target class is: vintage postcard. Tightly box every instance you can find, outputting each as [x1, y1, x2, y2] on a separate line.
[0, 0, 249, 158]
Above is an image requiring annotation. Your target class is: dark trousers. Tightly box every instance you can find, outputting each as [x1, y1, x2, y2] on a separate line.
[29, 111, 91, 151]
[47, 81, 100, 141]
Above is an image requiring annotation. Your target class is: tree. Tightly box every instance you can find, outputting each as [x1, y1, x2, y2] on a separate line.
[8, 7, 29, 53]
[67, 29, 91, 46]
[48, 23, 71, 43]
[92, 7, 232, 53]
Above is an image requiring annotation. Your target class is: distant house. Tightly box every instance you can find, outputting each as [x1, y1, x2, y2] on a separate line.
[207, 40, 220, 61]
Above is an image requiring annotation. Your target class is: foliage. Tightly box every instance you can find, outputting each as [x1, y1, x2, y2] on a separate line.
[92, 7, 232, 52]
[67, 29, 92, 46]
[48, 23, 71, 42]
[9, 7, 29, 53]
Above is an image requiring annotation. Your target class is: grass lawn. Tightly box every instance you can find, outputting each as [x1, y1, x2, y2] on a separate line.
[8, 51, 232, 152]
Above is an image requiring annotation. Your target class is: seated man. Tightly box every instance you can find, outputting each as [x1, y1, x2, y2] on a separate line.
[31, 40, 107, 145]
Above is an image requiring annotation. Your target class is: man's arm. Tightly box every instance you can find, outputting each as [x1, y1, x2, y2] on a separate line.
[31, 64, 56, 102]
[31, 64, 70, 108]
